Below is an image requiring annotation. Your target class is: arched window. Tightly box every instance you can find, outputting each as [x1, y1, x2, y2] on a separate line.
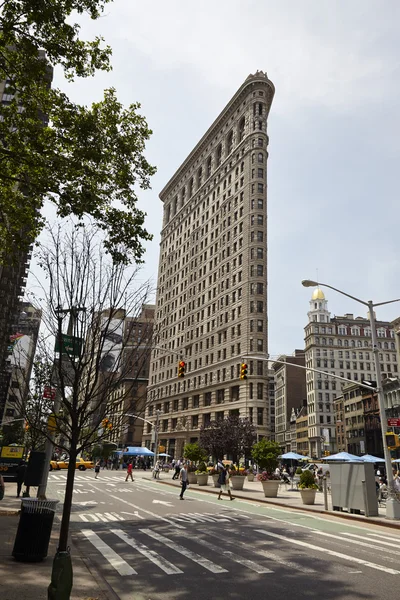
[216, 144, 222, 167]
[251, 153, 255, 164]
[227, 130, 233, 154]
[206, 157, 212, 178]
[258, 152, 263, 163]
[238, 117, 245, 142]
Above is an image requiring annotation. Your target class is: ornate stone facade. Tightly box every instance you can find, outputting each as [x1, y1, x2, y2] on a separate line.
[143, 72, 275, 457]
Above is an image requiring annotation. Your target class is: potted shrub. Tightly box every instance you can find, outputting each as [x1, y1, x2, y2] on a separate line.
[195, 461, 209, 486]
[251, 439, 281, 497]
[183, 442, 208, 484]
[229, 466, 246, 491]
[298, 469, 318, 505]
[247, 466, 255, 482]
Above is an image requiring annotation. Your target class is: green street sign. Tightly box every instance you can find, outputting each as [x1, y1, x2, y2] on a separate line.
[54, 334, 82, 357]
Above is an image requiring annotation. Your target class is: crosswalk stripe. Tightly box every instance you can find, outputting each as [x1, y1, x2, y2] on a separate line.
[193, 535, 272, 573]
[368, 533, 400, 544]
[207, 529, 316, 573]
[315, 531, 400, 556]
[82, 530, 137, 575]
[95, 513, 110, 522]
[104, 513, 124, 522]
[140, 529, 228, 574]
[341, 532, 400, 550]
[111, 529, 183, 575]
[256, 530, 400, 575]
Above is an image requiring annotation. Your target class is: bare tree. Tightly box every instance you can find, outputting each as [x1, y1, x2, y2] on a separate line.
[11, 220, 155, 591]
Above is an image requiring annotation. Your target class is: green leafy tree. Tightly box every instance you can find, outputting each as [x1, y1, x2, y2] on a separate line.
[251, 438, 281, 475]
[0, 1, 155, 265]
[183, 442, 207, 465]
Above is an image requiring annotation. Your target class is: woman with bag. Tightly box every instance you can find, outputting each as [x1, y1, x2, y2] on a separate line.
[217, 465, 235, 501]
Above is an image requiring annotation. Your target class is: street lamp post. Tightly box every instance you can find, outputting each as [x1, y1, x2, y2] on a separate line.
[302, 279, 400, 519]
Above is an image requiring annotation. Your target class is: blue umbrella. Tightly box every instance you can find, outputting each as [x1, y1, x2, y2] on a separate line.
[360, 454, 385, 463]
[392, 458, 400, 464]
[123, 446, 154, 456]
[280, 452, 311, 461]
[324, 452, 362, 462]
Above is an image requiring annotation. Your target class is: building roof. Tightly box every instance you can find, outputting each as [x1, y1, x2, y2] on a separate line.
[311, 288, 325, 301]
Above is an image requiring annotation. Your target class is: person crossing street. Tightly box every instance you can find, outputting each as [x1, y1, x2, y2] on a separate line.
[179, 462, 188, 500]
[125, 461, 134, 482]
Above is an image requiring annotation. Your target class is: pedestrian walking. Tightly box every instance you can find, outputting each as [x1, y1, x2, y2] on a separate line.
[125, 461, 134, 482]
[179, 462, 188, 500]
[94, 460, 100, 478]
[172, 459, 181, 480]
[217, 465, 234, 501]
[15, 460, 27, 498]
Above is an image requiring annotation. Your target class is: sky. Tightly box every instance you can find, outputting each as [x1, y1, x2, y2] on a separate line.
[32, 0, 400, 357]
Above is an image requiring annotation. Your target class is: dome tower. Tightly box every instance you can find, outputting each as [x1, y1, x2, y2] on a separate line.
[307, 288, 330, 323]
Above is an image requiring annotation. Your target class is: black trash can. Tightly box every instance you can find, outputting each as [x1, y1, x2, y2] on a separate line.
[12, 498, 59, 562]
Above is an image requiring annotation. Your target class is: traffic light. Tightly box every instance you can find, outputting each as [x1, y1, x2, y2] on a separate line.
[240, 363, 248, 380]
[178, 360, 186, 377]
[386, 432, 400, 449]
[101, 418, 113, 431]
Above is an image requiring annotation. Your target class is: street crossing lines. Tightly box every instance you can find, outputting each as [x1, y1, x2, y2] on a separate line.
[111, 529, 183, 575]
[255, 529, 400, 575]
[82, 530, 137, 576]
[139, 529, 228, 574]
[192, 535, 273, 573]
[319, 531, 400, 554]
[206, 529, 317, 574]
[79, 512, 125, 523]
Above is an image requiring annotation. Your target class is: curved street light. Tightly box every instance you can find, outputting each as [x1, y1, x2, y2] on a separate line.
[302, 279, 400, 519]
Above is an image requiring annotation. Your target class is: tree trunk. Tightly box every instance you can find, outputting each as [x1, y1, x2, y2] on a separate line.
[57, 441, 77, 552]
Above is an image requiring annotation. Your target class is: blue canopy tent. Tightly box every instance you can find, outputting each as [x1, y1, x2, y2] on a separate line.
[279, 452, 311, 461]
[324, 452, 363, 462]
[123, 446, 154, 457]
[360, 454, 385, 463]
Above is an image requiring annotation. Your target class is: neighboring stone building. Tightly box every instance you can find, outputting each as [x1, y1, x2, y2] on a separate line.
[272, 350, 306, 451]
[1, 302, 41, 425]
[0, 54, 53, 423]
[295, 405, 309, 456]
[104, 305, 155, 448]
[304, 288, 398, 457]
[144, 72, 275, 458]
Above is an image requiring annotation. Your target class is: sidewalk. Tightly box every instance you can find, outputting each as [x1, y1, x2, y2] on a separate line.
[142, 469, 400, 530]
[0, 481, 110, 600]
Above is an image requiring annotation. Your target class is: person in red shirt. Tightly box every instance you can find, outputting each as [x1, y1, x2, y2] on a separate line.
[125, 461, 134, 482]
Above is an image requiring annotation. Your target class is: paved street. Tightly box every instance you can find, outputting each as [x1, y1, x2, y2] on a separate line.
[46, 470, 400, 600]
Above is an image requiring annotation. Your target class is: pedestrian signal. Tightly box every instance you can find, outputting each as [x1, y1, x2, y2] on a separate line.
[240, 363, 248, 380]
[178, 360, 186, 378]
[386, 432, 400, 449]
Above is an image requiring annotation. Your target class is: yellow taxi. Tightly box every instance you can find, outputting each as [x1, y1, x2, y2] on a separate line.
[50, 457, 94, 471]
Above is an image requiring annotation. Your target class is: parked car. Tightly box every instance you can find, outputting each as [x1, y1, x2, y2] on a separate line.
[51, 457, 94, 471]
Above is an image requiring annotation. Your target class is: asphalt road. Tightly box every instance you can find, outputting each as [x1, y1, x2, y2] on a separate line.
[48, 470, 400, 600]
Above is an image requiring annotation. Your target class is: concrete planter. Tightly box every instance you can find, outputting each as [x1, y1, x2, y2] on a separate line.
[187, 472, 197, 484]
[211, 473, 221, 488]
[196, 473, 209, 486]
[247, 473, 255, 482]
[300, 488, 317, 505]
[261, 480, 280, 498]
[230, 476, 245, 491]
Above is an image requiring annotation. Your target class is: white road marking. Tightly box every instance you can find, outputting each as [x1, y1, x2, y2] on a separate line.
[88, 484, 185, 529]
[193, 535, 272, 573]
[121, 511, 145, 520]
[341, 532, 400, 550]
[140, 529, 228, 573]
[82, 530, 136, 576]
[104, 512, 125, 522]
[152, 500, 173, 507]
[208, 529, 316, 574]
[256, 530, 400, 575]
[80, 514, 100, 522]
[74, 501, 98, 506]
[111, 529, 183, 575]
[315, 531, 400, 556]
[367, 533, 400, 544]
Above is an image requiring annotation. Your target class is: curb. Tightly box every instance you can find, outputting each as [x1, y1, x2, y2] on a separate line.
[152, 478, 400, 531]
